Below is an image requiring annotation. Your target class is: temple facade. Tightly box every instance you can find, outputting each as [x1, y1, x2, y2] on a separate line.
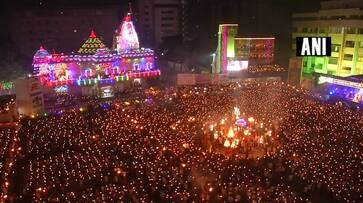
[32, 11, 160, 96]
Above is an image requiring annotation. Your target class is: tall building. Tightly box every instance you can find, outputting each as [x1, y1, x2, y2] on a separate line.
[291, 0, 363, 83]
[137, 0, 181, 45]
[179, 0, 204, 45]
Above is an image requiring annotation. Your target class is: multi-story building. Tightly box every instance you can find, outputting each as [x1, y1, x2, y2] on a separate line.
[291, 0, 363, 83]
[137, 0, 180, 45]
[213, 24, 274, 74]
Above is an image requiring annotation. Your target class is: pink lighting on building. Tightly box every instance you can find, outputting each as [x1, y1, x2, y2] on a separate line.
[116, 12, 140, 53]
[32, 8, 159, 88]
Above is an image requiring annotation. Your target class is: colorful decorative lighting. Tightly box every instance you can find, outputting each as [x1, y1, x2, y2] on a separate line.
[32, 11, 160, 89]
[227, 128, 235, 138]
[223, 140, 231, 148]
[318, 76, 363, 89]
[233, 107, 240, 118]
[0, 82, 13, 90]
[115, 9, 140, 53]
[235, 119, 247, 127]
[78, 31, 106, 54]
[214, 24, 275, 74]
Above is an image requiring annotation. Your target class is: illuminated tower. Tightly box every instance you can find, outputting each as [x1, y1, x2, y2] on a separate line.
[114, 7, 140, 53]
[215, 24, 238, 74]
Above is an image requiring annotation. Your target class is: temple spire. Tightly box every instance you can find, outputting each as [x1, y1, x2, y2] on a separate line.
[114, 4, 140, 53]
[89, 30, 97, 38]
[128, 2, 132, 14]
[124, 3, 133, 22]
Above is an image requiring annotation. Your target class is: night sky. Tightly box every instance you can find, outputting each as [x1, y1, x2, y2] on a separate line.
[0, 0, 322, 68]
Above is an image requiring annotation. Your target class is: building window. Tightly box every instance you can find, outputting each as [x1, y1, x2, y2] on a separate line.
[302, 28, 308, 33]
[146, 63, 153, 70]
[345, 41, 355, 47]
[343, 54, 353, 61]
[162, 29, 174, 34]
[332, 44, 340, 52]
[328, 57, 338, 64]
[315, 64, 323, 69]
[342, 66, 351, 71]
[329, 27, 342, 34]
[161, 24, 173, 28]
[359, 28, 363, 34]
[331, 16, 346, 20]
[327, 70, 336, 75]
[161, 17, 174, 20]
[345, 27, 356, 34]
[161, 10, 174, 14]
[319, 28, 326, 33]
[303, 61, 308, 67]
[133, 63, 140, 71]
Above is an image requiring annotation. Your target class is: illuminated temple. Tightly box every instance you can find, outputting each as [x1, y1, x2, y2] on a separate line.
[32, 11, 160, 94]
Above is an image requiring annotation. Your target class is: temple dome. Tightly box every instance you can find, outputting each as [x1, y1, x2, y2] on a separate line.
[34, 46, 50, 58]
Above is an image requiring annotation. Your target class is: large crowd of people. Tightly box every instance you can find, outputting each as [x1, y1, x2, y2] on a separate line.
[1, 82, 362, 202]
[247, 65, 285, 74]
[0, 126, 19, 202]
